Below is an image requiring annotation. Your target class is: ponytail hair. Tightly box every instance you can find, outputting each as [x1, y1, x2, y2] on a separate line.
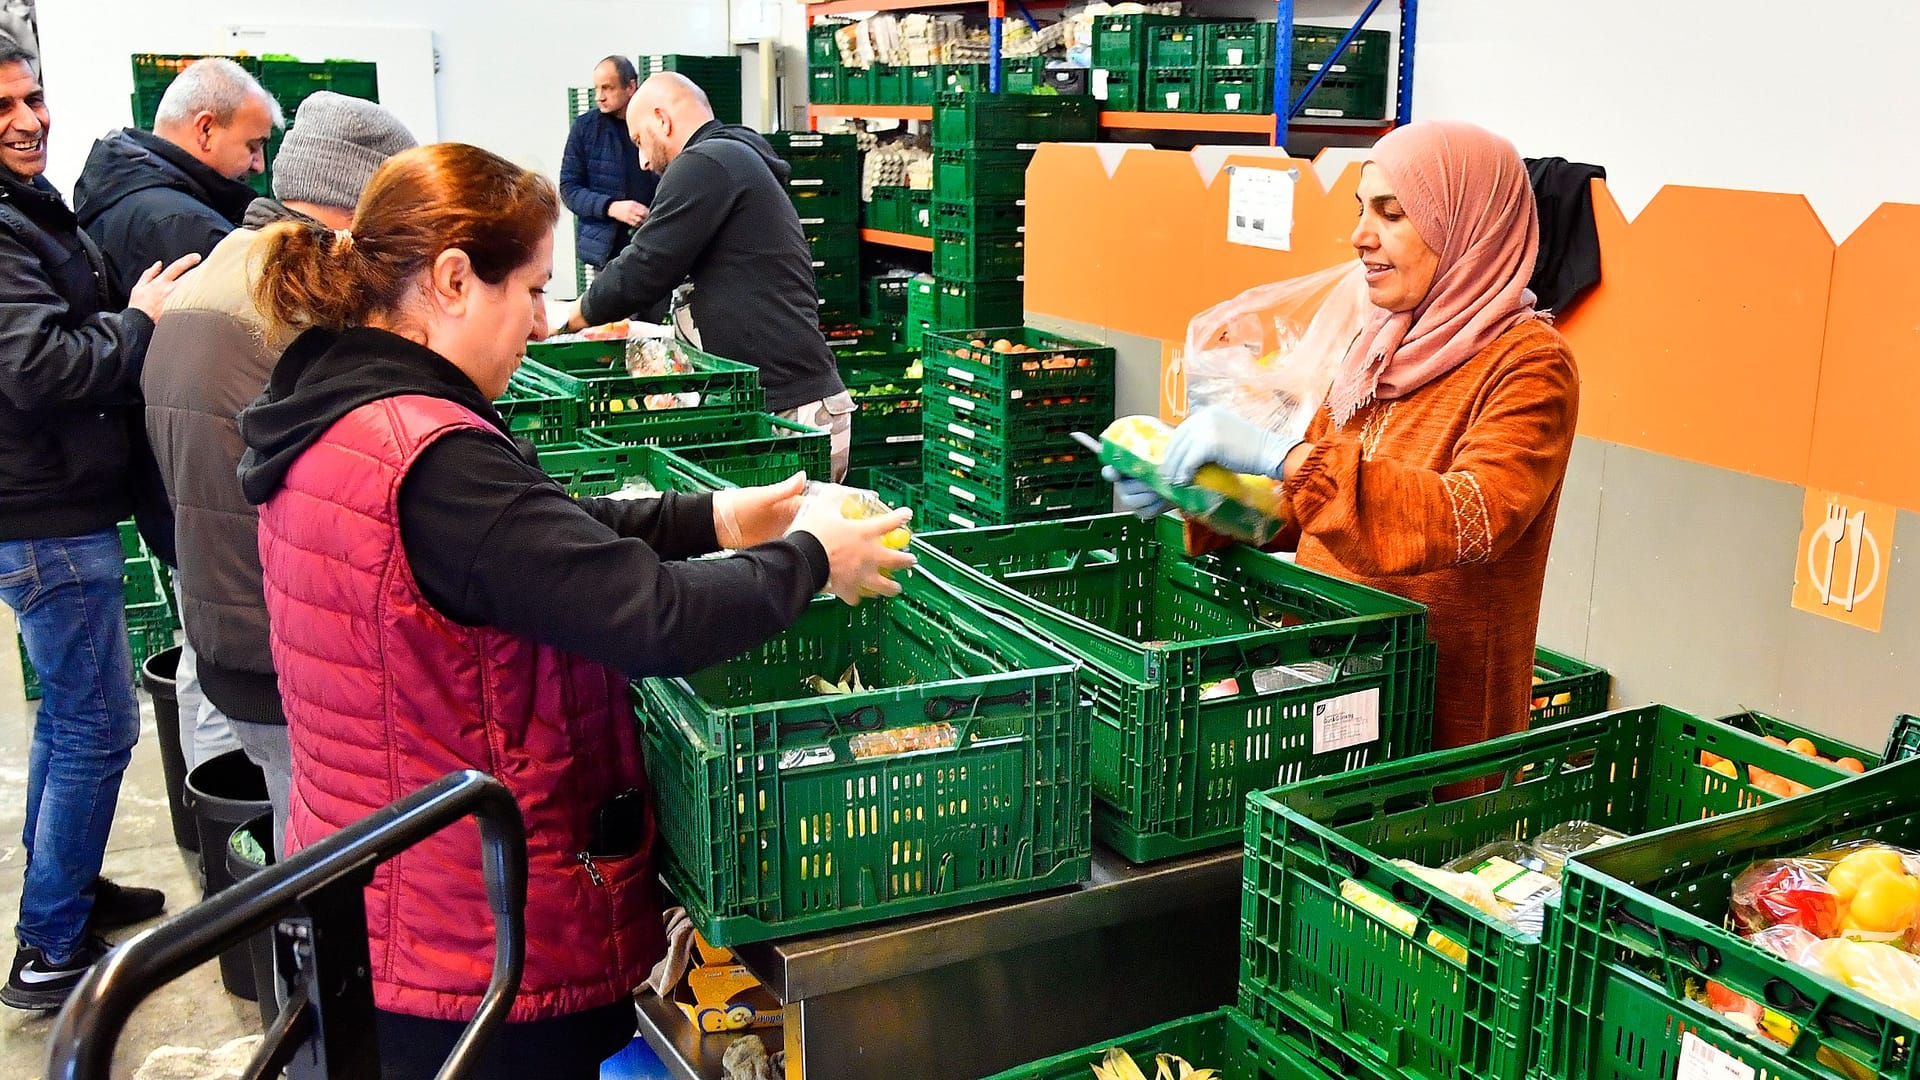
[252, 143, 560, 331]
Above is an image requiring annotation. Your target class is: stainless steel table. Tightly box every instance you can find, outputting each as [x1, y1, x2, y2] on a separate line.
[637, 846, 1243, 1080]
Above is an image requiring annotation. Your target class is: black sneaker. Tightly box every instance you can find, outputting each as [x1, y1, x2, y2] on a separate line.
[0, 936, 110, 1011]
[88, 877, 165, 929]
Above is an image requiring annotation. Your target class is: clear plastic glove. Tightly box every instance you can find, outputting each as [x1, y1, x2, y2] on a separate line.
[712, 473, 807, 549]
[1162, 406, 1302, 485]
[788, 501, 917, 606]
[1102, 466, 1171, 519]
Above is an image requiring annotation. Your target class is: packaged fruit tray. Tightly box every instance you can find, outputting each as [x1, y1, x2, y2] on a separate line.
[1528, 645, 1610, 725]
[982, 1007, 1398, 1080]
[918, 513, 1434, 862]
[1716, 709, 1880, 770]
[520, 338, 763, 422]
[921, 327, 1115, 399]
[1248, 706, 1853, 1080]
[583, 413, 829, 489]
[635, 569, 1091, 945]
[1548, 757, 1920, 1080]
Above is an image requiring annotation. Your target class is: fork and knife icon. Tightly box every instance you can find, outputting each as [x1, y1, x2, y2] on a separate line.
[1814, 503, 1869, 612]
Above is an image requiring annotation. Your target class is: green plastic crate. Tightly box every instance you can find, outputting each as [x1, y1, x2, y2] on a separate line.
[787, 179, 861, 227]
[1147, 67, 1203, 112]
[984, 1008, 1399, 1080]
[863, 275, 914, 323]
[808, 65, 842, 105]
[636, 54, 742, 124]
[906, 65, 939, 105]
[841, 65, 874, 105]
[522, 339, 763, 423]
[906, 188, 934, 237]
[938, 63, 991, 94]
[1294, 26, 1393, 80]
[122, 556, 164, 608]
[1091, 13, 1185, 70]
[1207, 72, 1274, 115]
[931, 92, 1097, 149]
[17, 633, 37, 700]
[921, 449, 1103, 512]
[846, 369, 923, 442]
[864, 463, 922, 511]
[1245, 705, 1854, 1080]
[822, 320, 897, 348]
[635, 569, 1091, 945]
[864, 185, 911, 234]
[584, 413, 830, 488]
[1290, 73, 1387, 120]
[1148, 22, 1211, 68]
[919, 513, 1436, 861]
[1208, 22, 1276, 70]
[117, 519, 144, 558]
[531, 441, 732, 499]
[808, 22, 844, 67]
[922, 326, 1114, 398]
[494, 370, 581, 446]
[933, 198, 1025, 235]
[932, 283, 1025, 332]
[918, 478, 1109, 528]
[933, 147, 1035, 200]
[924, 418, 1094, 480]
[1099, 70, 1141, 112]
[922, 392, 1113, 458]
[872, 64, 907, 105]
[933, 226, 1025, 281]
[848, 437, 923, 473]
[1528, 645, 1610, 725]
[1549, 756, 1920, 1080]
[1714, 708, 1881, 767]
[769, 133, 860, 188]
[1887, 714, 1920, 762]
[999, 56, 1045, 95]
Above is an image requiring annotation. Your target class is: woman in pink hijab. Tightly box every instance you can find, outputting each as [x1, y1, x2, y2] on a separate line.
[1146, 119, 1580, 755]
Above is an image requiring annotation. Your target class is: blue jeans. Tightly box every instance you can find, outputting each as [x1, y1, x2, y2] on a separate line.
[0, 530, 140, 963]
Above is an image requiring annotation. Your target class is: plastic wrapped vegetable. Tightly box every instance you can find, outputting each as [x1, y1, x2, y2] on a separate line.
[1531, 820, 1629, 878]
[799, 483, 912, 594]
[1731, 860, 1842, 939]
[1800, 938, 1920, 1019]
[1097, 415, 1287, 545]
[1180, 261, 1372, 446]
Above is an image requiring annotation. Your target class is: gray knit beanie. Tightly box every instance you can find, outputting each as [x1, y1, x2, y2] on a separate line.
[271, 92, 418, 209]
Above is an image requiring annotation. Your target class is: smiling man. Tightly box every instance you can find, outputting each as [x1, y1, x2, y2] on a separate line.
[74, 56, 280, 305]
[0, 40, 200, 1011]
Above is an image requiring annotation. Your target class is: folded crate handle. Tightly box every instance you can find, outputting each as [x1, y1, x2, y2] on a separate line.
[756, 703, 889, 743]
[926, 689, 1035, 722]
[1763, 976, 1816, 1014]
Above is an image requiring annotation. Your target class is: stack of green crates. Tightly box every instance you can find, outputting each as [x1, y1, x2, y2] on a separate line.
[863, 272, 914, 326]
[17, 521, 178, 701]
[131, 54, 380, 198]
[636, 54, 741, 125]
[836, 334, 923, 474]
[918, 325, 1113, 527]
[904, 274, 937, 350]
[767, 132, 860, 322]
[1090, 19, 1389, 118]
[928, 94, 1094, 332]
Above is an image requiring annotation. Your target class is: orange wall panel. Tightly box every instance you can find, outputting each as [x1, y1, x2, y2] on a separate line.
[1806, 203, 1920, 509]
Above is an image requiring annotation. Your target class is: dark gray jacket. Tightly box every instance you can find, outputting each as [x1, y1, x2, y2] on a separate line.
[74, 128, 256, 305]
[142, 198, 300, 723]
[0, 168, 151, 541]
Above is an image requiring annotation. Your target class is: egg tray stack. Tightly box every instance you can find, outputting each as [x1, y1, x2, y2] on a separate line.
[767, 132, 862, 323]
[928, 93, 1095, 335]
[918, 326, 1115, 529]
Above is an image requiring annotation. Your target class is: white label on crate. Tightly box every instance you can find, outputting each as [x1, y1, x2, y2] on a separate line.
[1678, 1033, 1756, 1080]
[1164, 91, 1180, 109]
[948, 484, 977, 503]
[1225, 92, 1243, 111]
[799, 217, 826, 226]
[884, 434, 923, 445]
[947, 510, 978, 529]
[1092, 68, 1110, 100]
[1303, 108, 1344, 118]
[778, 747, 837, 771]
[945, 367, 976, 383]
[812, 260, 827, 269]
[1017, 142, 1041, 151]
[1010, 390, 1025, 400]
[948, 451, 977, 468]
[946, 395, 977, 412]
[947, 421, 977, 439]
[1310, 688, 1380, 754]
[1228, 47, 1245, 65]
[790, 178, 824, 187]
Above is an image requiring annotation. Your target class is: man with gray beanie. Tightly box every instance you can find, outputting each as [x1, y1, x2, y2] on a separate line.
[142, 92, 417, 854]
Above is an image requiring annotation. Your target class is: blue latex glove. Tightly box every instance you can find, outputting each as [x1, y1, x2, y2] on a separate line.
[1161, 407, 1301, 485]
[1102, 466, 1171, 519]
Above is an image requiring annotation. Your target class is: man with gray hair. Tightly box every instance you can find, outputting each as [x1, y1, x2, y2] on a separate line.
[75, 56, 280, 304]
[143, 92, 417, 856]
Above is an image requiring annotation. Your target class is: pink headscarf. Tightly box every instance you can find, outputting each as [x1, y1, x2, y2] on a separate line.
[1326, 120, 1540, 428]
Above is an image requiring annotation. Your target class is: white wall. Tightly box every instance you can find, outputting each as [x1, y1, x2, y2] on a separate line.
[1413, 0, 1920, 241]
[35, 0, 738, 295]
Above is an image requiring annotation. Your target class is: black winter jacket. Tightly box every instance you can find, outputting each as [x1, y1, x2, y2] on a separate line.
[0, 168, 152, 542]
[581, 121, 843, 412]
[73, 128, 256, 305]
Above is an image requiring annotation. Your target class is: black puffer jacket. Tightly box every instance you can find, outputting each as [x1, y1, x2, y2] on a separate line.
[73, 128, 256, 305]
[0, 168, 152, 542]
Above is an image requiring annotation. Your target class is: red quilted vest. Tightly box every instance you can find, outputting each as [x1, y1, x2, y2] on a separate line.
[257, 394, 665, 1023]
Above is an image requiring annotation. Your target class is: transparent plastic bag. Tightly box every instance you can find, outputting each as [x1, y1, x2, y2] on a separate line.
[1532, 820, 1629, 878]
[1182, 261, 1373, 444]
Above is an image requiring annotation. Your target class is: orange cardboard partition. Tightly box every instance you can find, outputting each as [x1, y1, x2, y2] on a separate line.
[1024, 143, 1920, 512]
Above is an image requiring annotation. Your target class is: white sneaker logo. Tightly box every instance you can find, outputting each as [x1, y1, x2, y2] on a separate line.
[16, 960, 82, 985]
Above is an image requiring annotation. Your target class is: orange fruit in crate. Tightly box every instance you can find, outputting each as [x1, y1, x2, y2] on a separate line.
[1709, 759, 1738, 779]
[1788, 737, 1819, 756]
[1763, 735, 1788, 747]
[1837, 757, 1867, 773]
[1700, 751, 1727, 769]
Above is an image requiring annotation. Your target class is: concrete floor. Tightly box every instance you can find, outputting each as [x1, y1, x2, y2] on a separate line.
[0, 605, 255, 1079]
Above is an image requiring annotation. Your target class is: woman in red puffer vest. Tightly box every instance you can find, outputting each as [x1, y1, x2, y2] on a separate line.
[232, 143, 913, 1080]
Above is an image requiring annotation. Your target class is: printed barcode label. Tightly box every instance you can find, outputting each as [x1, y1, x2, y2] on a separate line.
[1311, 688, 1381, 754]
[1678, 1033, 1756, 1080]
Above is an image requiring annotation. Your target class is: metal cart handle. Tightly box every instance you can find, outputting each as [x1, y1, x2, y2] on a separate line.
[46, 770, 528, 1080]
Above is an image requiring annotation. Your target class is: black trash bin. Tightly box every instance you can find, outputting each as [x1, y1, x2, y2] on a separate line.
[139, 646, 197, 852]
[227, 813, 280, 1029]
[185, 749, 269, 1001]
